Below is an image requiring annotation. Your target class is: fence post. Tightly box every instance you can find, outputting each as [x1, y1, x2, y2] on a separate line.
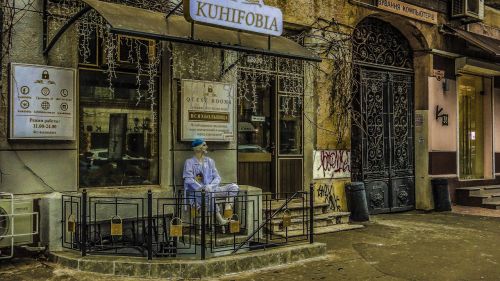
[309, 183, 314, 244]
[147, 190, 153, 261]
[201, 190, 206, 260]
[81, 189, 87, 257]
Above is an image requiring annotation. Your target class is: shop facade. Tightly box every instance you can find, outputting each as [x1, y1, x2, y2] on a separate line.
[305, 0, 500, 213]
[2, 0, 500, 256]
[0, 0, 321, 254]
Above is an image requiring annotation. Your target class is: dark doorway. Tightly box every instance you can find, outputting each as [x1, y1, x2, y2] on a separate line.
[236, 55, 304, 197]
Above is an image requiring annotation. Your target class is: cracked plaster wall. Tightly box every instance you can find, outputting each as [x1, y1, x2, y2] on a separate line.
[1, 0, 78, 194]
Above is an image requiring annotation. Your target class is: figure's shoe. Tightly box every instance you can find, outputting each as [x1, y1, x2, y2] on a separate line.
[216, 211, 228, 226]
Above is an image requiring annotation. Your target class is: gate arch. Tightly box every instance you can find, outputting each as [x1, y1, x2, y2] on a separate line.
[351, 17, 415, 214]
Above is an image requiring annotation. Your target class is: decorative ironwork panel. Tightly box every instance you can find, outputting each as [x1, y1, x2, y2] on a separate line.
[361, 70, 388, 179]
[390, 73, 414, 176]
[352, 18, 413, 69]
[352, 68, 415, 214]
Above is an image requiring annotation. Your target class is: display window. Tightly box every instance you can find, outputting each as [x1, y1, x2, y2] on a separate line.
[78, 30, 160, 188]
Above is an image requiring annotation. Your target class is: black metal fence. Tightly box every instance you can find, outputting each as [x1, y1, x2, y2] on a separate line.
[62, 185, 315, 260]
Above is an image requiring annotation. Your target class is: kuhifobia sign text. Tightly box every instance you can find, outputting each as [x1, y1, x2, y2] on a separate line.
[184, 0, 283, 36]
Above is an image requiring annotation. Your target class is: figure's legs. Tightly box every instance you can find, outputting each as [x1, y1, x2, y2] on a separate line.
[212, 184, 239, 218]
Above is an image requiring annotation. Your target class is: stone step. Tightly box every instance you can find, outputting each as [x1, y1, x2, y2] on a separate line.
[266, 202, 329, 218]
[483, 196, 500, 204]
[456, 186, 500, 210]
[269, 211, 350, 224]
[482, 203, 500, 210]
[49, 242, 327, 279]
[266, 212, 350, 232]
[272, 224, 364, 238]
[192, 234, 249, 245]
[457, 186, 500, 196]
[477, 188, 500, 196]
[268, 201, 329, 211]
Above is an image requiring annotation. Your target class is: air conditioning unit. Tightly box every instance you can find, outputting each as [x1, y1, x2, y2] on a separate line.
[0, 194, 37, 250]
[451, 0, 485, 21]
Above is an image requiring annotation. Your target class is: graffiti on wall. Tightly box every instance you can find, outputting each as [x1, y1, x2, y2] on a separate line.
[316, 183, 342, 212]
[313, 150, 351, 179]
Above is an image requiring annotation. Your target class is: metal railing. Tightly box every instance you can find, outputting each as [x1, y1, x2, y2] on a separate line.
[61, 184, 315, 260]
[0, 192, 39, 260]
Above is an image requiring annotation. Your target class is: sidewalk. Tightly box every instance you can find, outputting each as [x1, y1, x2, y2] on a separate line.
[218, 211, 500, 281]
[1, 210, 499, 280]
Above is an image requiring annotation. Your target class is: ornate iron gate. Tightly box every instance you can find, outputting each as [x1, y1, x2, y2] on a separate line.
[351, 18, 415, 214]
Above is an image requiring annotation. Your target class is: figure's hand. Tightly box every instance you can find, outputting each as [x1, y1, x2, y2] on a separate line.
[205, 184, 216, 192]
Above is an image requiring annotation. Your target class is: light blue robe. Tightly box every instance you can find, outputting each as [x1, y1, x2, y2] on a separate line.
[183, 156, 239, 210]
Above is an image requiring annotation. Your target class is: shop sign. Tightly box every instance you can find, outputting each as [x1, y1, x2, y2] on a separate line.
[377, 0, 438, 25]
[184, 0, 283, 36]
[181, 79, 236, 142]
[251, 116, 266, 122]
[10, 64, 76, 140]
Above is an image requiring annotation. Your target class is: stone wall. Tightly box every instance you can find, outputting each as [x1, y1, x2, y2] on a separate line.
[0, 0, 79, 194]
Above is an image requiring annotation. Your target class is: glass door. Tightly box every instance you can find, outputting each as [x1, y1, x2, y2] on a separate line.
[237, 56, 305, 196]
[237, 73, 275, 194]
[458, 75, 484, 179]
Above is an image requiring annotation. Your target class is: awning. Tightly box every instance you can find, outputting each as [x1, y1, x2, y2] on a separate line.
[455, 57, 500, 76]
[77, 0, 321, 62]
[445, 25, 500, 57]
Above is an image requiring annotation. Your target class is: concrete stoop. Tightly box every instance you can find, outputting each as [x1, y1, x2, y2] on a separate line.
[49, 242, 326, 279]
[266, 200, 364, 237]
[456, 186, 500, 210]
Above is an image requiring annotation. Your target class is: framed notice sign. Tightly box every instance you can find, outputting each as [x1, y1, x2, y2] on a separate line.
[10, 64, 76, 140]
[180, 79, 236, 142]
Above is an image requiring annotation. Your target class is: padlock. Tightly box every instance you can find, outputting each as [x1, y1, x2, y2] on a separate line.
[191, 207, 198, 218]
[229, 214, 240, 234]
[170, 217, 183, 237]
[110, 216, 123, 236]
[67, 214, 76, 233]
[42, 70, 49, 80]
[223, 206, 233, 219]
[282, 209, 292, 228]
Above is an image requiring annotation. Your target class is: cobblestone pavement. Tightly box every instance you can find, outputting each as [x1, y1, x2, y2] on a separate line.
[1, 211, 499, 281]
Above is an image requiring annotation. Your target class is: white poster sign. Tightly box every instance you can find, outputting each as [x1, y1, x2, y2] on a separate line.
[313, 150, 351, 179]
[184, 0, 283, 36]
[181, 79, 236, 142]
[10, 64, 76, 140]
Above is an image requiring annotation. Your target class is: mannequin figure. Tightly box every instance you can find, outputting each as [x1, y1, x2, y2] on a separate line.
[183, 138, 239, 226]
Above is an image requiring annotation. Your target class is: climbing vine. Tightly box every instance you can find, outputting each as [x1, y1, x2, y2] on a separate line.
[2, 1, 361, 148]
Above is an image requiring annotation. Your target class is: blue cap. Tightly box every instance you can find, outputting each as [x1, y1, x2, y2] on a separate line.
[192, 138, 205, 148]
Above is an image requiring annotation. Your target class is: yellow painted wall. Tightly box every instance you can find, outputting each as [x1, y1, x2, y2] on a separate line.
[484, 6, 500, 28]
[313, 178, 350, 212]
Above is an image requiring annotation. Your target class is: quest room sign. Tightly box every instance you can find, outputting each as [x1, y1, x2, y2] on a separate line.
[180, 79, 236, 142]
